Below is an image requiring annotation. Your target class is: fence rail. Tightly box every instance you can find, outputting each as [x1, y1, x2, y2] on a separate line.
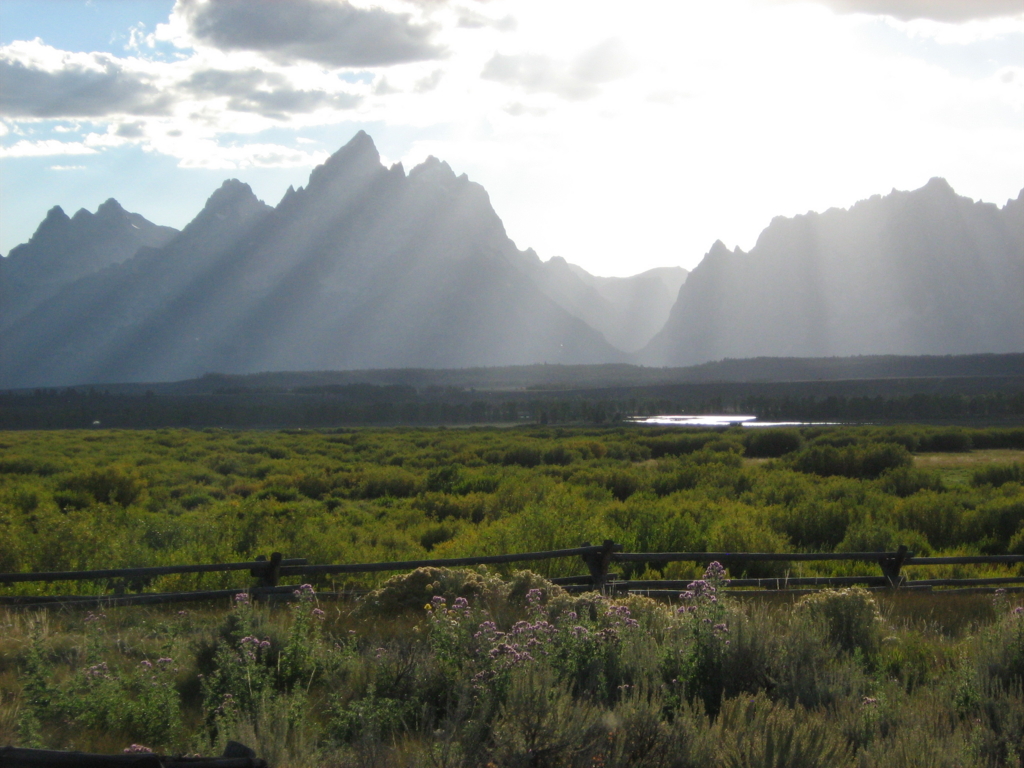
[0, 741, 266, 767]
[0, 541, 1021, 607]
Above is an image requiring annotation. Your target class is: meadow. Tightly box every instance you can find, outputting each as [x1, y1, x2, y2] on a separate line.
[1, 424, 1023, 764]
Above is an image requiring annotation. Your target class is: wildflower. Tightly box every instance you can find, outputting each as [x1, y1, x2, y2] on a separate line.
[312, 608, 326, 619]
[234, 592, 250, 604]
[124, 744, 153, 754]
[607, 604, 639, 628]
[453, 596, 470, 613]
[863, 697, 878, 706]
[83, 611, 106, 623]
[1014, 606, 1023, 616]
[177, 610, 188, 617]
[474, 620, 500, 640]
[293, 583, 315, 598]
[140, 660, 153, 669]
[156, 657, 173, 665]
[704, 561, 728, 582]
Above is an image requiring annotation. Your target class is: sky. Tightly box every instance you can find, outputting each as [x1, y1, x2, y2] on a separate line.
[1, 0, 1022, 276]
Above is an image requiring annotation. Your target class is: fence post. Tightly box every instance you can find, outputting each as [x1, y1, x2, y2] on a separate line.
[251, 553, 283, 590]
[878, 545, 909, 588]
[581, 540, 617, 594]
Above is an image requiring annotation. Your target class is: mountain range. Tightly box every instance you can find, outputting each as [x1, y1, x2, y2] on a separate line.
[642, 177, 1023, 366]
[1, 132, 1020, 388]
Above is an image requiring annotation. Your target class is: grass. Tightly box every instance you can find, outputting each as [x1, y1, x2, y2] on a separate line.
[1, 424, 1023, 763]
[0, 575, 1021, 766]
[914, 449, 1024, 487]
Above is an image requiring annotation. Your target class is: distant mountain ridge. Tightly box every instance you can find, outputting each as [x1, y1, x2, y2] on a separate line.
[642, 178, 1024, 365]
[1, 132, 1020, 389]
[0, 199, 177, 329]
[531, 257, 687, 352]
[0, 132, 630, 388]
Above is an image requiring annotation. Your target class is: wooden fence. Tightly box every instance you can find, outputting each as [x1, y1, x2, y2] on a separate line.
[1, 542, 1021, 608]
[0, 741, 266, 767]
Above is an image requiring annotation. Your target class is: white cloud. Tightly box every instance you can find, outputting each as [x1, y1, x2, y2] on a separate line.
[0, 139, 98, 157]
[171, 0, 445, 66]
[481, 38, 634, 100]
[164, 140, 331, 169]
[780, 0, 1024, 22]
[0, 41, 171, 118]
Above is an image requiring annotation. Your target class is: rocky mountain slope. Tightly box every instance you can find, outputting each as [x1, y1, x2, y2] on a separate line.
[0, 132, 625, 388]
[3, 133, 1019, 389]
[0, 199, 177, 329]
[643, 178, 1024, 366]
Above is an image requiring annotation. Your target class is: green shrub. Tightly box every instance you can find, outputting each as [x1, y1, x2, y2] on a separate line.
[489, 666, 604, 767]
[355, 567, 526, 617]
[917, 429, 972, 453]
[420, 524, 457, 551]
[790, 443, 912, 480]
[503, 446, 543, 468]
[57, 466, 145, 506]
[358, 467, 422, 498]
[426, 464, 464, 493]
[795, 588, 883, 658]
[0, 457, 62, 476]
[640, 434, 715, 458]
[744, 430, 803, 458]
[878, 466, 944, 497]
[972, 462, 1023, 488]
[714, 693, 853, 768]
[976, 601, 1024, 688]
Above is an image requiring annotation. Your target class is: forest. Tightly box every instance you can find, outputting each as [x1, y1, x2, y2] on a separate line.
[1, 424, 1022, 765]
[1, 382, 1022, 430]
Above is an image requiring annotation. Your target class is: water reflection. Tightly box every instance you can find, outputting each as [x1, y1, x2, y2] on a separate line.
[629, 415, 836, 427]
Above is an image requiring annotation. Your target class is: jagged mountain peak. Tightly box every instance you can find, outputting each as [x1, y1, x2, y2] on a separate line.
[409, 155, 458, 183]
[707, 239, 733, 258]
[41, 205, 70, 226]
[306, 130, 384, 191]
[71, 198, 127, 223]
[96, 197, 127, 215]
[187, 179, 268, 228]
[923, 176, 953, 191]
